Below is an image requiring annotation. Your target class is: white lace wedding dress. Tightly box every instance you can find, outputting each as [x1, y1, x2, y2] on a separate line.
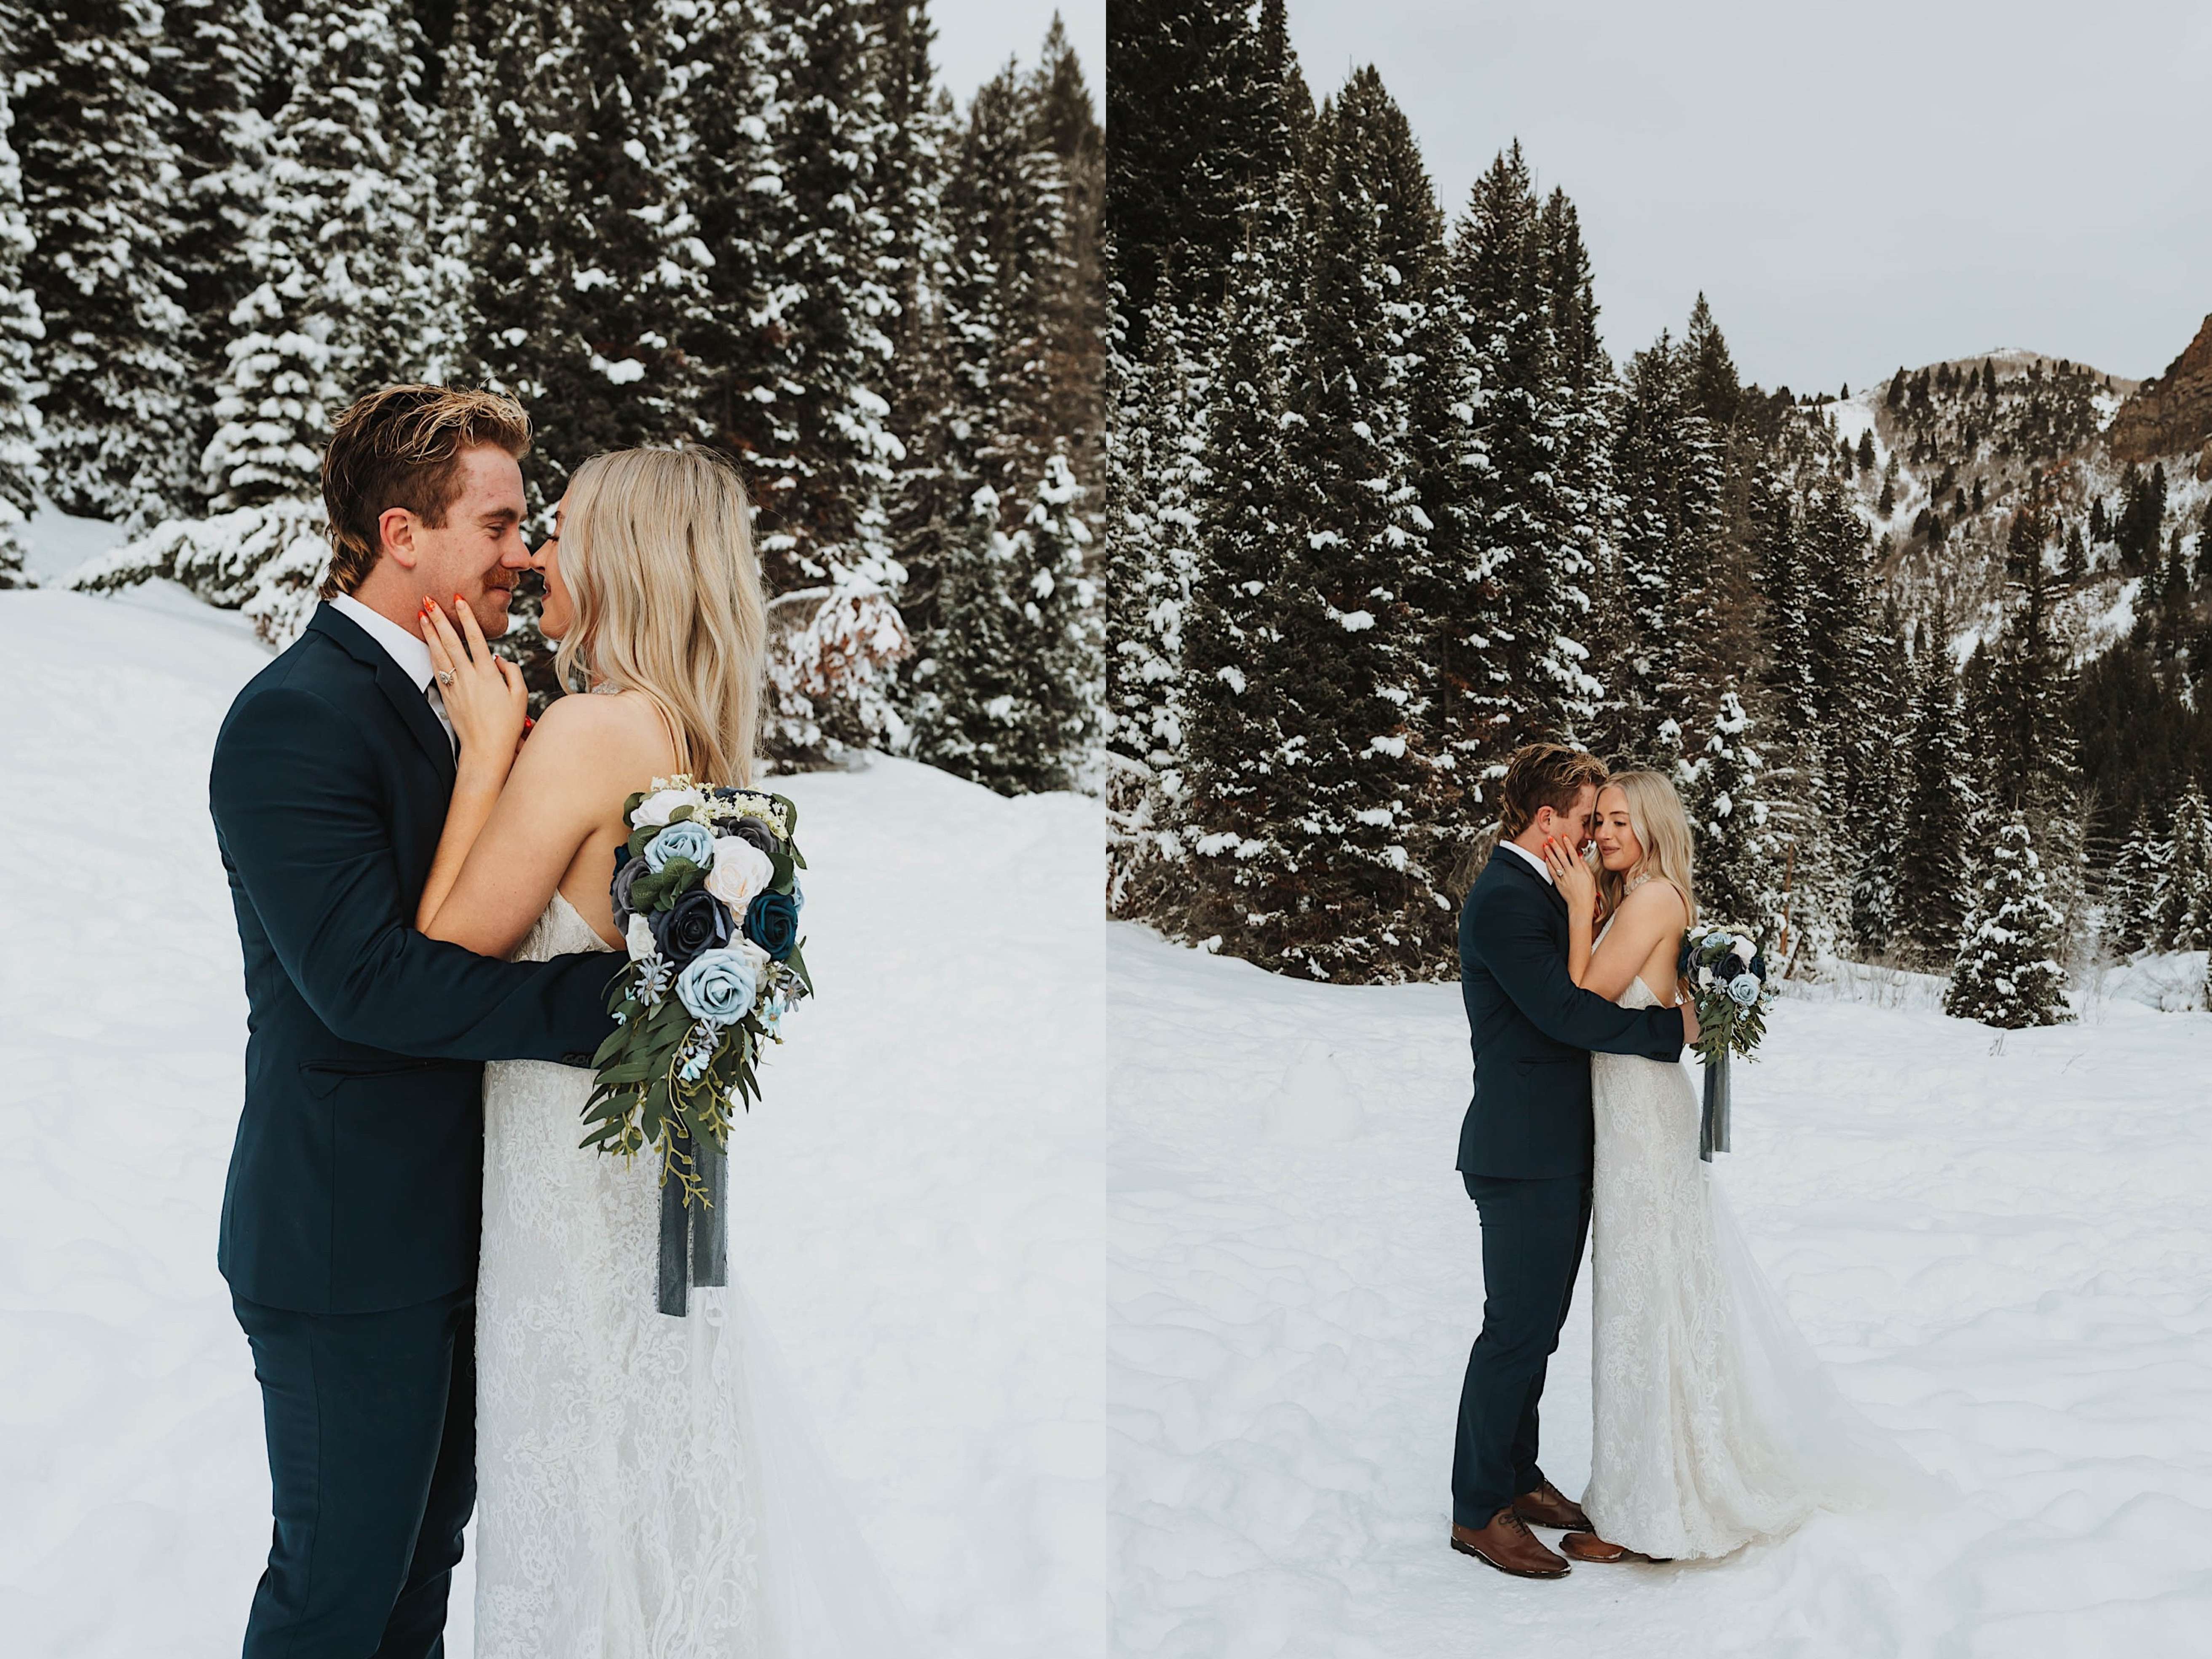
[1583, 917, 1919, 1560]
[475, 892, 919, 1656]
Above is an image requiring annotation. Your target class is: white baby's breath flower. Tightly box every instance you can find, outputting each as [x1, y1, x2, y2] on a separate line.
[703, 838, 775, 911]
[626, 914, 657, 961]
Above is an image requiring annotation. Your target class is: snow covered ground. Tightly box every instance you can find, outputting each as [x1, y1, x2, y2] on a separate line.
[0, 588, 1104, 1657]
[2094, 949, 2211, 1014]
[1109, 925, 2212, 1657]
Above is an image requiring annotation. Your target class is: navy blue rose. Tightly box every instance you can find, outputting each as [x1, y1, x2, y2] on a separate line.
[649, 885, 734, 967]
[743, 891, 799, 961]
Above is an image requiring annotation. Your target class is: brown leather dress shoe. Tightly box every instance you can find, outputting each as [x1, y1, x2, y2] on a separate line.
[1511, 1479, 1591, 1532]
[1450, 1507, 1571, 1579]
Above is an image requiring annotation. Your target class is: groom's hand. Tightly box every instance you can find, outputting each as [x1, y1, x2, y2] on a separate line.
[1679, 997, 1701, 1048]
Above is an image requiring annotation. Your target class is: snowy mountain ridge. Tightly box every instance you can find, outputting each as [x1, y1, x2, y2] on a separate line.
[1779, 315, 2210, 660]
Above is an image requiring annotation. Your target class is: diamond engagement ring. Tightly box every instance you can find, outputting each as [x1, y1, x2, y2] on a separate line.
[437, 670, 455, 687]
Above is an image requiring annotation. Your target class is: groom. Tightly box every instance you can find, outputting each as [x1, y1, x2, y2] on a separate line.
[1449, 743, 1697, 1579]
[209, 386, 617, 1656]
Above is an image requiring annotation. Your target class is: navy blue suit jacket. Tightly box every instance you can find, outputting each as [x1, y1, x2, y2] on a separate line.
[209, 603, 619, 1314]
[1455, 846, 1685, 1179]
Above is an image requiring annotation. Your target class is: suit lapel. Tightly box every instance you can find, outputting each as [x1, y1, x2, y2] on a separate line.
[307, 604, 458, 790]
[1489, 843, 1569, 921]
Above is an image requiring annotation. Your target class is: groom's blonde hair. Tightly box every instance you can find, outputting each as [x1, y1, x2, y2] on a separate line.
[554, 447, 767, 786]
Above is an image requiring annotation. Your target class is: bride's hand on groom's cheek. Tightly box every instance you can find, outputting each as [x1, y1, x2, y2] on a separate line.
[421, 597, 529, 774]
[1543, 835, 1596, 911]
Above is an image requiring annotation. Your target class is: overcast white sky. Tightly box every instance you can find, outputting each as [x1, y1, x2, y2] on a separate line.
[933, 0, 1101, 113]
[1286, 0, 2212, 391]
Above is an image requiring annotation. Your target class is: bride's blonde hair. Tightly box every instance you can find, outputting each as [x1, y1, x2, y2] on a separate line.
[552, 447, 767, 785]
[1595, 769, 1700, 929]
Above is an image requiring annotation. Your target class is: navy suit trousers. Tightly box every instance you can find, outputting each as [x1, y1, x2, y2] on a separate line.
[233, 1288, 475, 1658]
[1451, 1172, 1592, 1527]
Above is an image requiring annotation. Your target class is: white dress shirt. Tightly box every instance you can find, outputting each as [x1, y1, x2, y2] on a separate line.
[1501, 838, 1556, 887]
[329, 592, 456, 752]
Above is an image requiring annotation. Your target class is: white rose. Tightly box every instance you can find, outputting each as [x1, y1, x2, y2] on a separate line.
[626, 914, 657, 961]
[703, 838, 775, 911]
[1731, 934, 1757, 962]
[633, 787, 706, 828]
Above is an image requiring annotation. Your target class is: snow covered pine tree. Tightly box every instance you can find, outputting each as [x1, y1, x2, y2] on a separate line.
[0, 15, 42, 590]
[1945, 814, 2069, 1028]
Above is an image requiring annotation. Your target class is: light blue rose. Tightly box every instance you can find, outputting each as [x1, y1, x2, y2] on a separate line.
[676, 947, 758, 1026]
[1727, 973, 1761, 1006]
[646, 819, 717, 873]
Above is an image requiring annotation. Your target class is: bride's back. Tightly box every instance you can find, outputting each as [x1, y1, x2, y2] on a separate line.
[520, 690, 686, 946]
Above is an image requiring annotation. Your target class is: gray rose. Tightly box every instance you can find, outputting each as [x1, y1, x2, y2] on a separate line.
[611, 854, 649, 929]
[730, 815, 777, 858]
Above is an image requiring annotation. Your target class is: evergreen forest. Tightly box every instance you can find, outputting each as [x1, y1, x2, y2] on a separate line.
[1107, 0, 2212, 1021]
[0, 0, 1106, 794]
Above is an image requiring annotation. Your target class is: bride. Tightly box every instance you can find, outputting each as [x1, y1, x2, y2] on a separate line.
[410, 447, 915, 1654]
[1542, 769, 1917, 1564]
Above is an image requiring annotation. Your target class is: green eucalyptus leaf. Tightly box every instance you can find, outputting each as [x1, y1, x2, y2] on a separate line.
[629, 856, 705, 913]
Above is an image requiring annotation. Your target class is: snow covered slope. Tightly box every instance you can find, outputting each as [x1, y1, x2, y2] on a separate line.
[1109, 924, 2212, 1657]
[0, 589, 1105, 1658]
[1786, 345, 2201, 661]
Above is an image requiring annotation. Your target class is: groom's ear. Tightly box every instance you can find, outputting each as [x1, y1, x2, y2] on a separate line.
[378, 506, 420, 570]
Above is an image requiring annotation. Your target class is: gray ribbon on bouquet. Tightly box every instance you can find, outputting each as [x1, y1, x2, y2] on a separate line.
[658, 1129, 728, 1316]
[1699, 1050, 1732, 1164]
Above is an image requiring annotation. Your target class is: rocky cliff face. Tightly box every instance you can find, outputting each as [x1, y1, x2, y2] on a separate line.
[2108, 313, 2212, 477]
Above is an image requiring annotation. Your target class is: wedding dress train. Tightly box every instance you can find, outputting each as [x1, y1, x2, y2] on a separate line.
[1584, 961, 1919, 1560]
[475, 892, 918, 1656]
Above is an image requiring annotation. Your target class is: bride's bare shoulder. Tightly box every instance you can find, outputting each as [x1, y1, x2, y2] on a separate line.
[519, 688, 677, 779]
[1614, 878, 1688, 939]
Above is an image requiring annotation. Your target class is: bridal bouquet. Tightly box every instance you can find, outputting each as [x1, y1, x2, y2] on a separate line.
[1678, 926, 1771, 1162]
[586, 776, 812, 1314]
